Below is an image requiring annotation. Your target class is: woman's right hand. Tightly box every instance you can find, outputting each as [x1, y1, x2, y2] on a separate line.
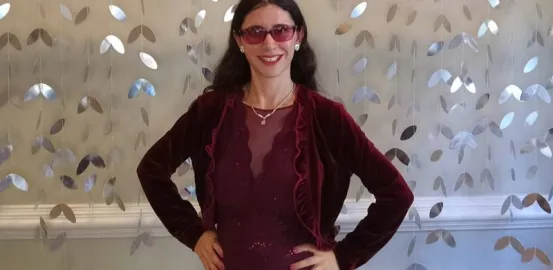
[194, 231, 225, 270]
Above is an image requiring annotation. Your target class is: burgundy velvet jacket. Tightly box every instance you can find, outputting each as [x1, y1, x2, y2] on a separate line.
[136, 85, 414, 269]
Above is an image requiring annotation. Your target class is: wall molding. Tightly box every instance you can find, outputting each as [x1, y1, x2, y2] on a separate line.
[0, 195, 551, 240]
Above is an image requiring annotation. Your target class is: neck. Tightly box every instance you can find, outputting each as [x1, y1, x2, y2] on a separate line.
[245, 75, 295, 110]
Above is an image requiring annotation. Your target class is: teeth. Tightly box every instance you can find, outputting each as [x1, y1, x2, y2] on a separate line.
[260, 56, 279, 62]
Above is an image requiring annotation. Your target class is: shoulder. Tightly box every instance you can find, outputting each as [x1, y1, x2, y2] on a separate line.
[305, 89, 349, 120]
[187, 89, 228, 117]
[193, 89, 225, 108]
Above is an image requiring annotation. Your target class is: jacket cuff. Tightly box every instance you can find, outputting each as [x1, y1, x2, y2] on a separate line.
[333, 241, 357, 270]
[181, 221, 205, 251]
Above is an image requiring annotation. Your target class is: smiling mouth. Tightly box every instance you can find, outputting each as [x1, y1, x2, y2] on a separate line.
[258, 55, 283, 64]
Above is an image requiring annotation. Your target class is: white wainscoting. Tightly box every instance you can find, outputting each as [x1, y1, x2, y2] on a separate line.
[1, 195, 551, 240]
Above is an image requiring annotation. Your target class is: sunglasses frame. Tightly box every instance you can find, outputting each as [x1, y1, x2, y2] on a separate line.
[234, 24, 299, 45]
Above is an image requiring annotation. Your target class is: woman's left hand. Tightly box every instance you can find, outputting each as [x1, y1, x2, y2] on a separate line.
[289, 244, 339, 270]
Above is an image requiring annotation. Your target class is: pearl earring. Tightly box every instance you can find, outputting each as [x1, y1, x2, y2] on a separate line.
[239, 46, 244, 53]
[294, 43, 300, 51]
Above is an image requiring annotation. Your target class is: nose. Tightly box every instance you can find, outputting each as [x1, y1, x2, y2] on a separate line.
[262, 32, 278, 49]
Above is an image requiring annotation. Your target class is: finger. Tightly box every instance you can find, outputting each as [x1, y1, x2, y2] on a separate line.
[290, 255, 321, 270]
[207, 261, 219, 270]
[293, 244, 318, 254]
[212, 256, 225, 270]
[198, 254, 209, 270]
[208, 249, 225, 270]
[199, 252, 219, 270]
[213, 242, 224, 258]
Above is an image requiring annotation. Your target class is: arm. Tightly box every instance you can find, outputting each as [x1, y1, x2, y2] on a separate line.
[328, 103, 414, 269]
[136, 98, 205, 251]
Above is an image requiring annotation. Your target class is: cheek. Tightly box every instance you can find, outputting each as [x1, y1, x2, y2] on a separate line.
[280, 43, 295, 56]
[244, 44, 266, 54]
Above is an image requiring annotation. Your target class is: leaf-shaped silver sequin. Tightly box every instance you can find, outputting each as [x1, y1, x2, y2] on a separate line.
[76, 156, 90, 175]
[5, 173, 29, 191]
[406, 11, 417, 26]
[84, 173, 97, 192]
[49, 118, 65, 135]
[27, 28, 53, 47]
[115, 192, 125, 211]
[407, 263, 427, 270]
[400, 125, 417, 141]
[139, 52, 158, 70]
[523, 56, 538, 73]
[427, 41, 443, 56]
[498, 85, 522, 104]
[0, 144, 13, 166]
[31, 136, 56, 154]
[74, 6, 89, 25]
[24, 83, 56, 101]
[76, 154, 106, 175]
[352, 86, 380, 104]
[386, 4, 397, 22]
[462, 5, 472, 20]
[429, 202, 443, 218]
[350, 2, 367, 19]
[77, 96, 104, 114]
[433, 176, 447, 197]
[449, 131, 477, 150]
[388, 34, 400, 52]
[1, 176, 13, 192]
[335, 23, 352, 35]
[384, 148, 410, 166]
[408, 207, 421, 230]
[109, 4, 126, 21]
[430, 149, 442, 162]
[128, 78, 156, 99]
[480, 169, 494, 190]
[59, 4, 73, 21]
[103, 177, 116, 205]
[499, 112, 515, 129]
[428, 69, 452, 88]
[0, 3, 10, 20]
[475, 93, 489, 110]
[407, 236, 416, 257]
[354, 30, 374, 48]
[99, 35, 125, 54]
[128, 24, 156, 44]
[352, 57, 368, 74]
[49, 232, 67, 251]
[179, 17, 197, 35]
[60, 175, 78, 189]
[454, 172, 474, 191]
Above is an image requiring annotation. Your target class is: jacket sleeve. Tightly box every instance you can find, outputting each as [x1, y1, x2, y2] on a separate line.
[136, 98, 205, 251]
[328, 102, 414, 269]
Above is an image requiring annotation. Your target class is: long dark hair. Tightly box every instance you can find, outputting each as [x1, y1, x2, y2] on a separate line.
[203, 0, 320, 94]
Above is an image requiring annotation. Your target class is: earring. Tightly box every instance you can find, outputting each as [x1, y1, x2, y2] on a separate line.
[239, 46, 245, 53]
[294, 43, 300, 51]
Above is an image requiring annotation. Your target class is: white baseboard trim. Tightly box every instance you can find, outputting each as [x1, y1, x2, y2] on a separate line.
[0, 195, 551, 240]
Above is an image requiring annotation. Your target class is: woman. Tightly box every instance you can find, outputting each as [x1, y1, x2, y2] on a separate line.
[136, 0, 414, 269]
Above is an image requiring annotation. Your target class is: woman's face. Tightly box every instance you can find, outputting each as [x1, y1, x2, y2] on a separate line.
[235, 4, 303, 80]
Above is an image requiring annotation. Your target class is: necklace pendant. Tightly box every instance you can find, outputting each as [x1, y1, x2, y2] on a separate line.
[261, 119, 266, 125]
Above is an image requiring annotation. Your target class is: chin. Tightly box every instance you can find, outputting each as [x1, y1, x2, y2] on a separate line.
[257, 68, 287, 78]
[250, 56, 291, 78]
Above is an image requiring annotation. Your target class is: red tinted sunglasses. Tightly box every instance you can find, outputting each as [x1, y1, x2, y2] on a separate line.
[235, 25, 298, 45]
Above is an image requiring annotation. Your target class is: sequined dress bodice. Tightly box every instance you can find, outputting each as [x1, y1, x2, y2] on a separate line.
[212, 101, 315, 270]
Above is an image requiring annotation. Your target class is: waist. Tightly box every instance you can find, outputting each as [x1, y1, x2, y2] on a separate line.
[216, 220, 315, 270]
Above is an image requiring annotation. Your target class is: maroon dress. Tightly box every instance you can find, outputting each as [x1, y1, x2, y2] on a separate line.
[212, 99, 315, 270]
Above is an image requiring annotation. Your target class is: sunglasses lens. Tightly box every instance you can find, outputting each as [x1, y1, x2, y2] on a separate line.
[272, 27, 295, 42]
[240, 26, 295, 44]
[242, 29, 267, 44]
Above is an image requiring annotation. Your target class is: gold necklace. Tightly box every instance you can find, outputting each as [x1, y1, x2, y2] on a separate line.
[246, 84, 295, 125]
